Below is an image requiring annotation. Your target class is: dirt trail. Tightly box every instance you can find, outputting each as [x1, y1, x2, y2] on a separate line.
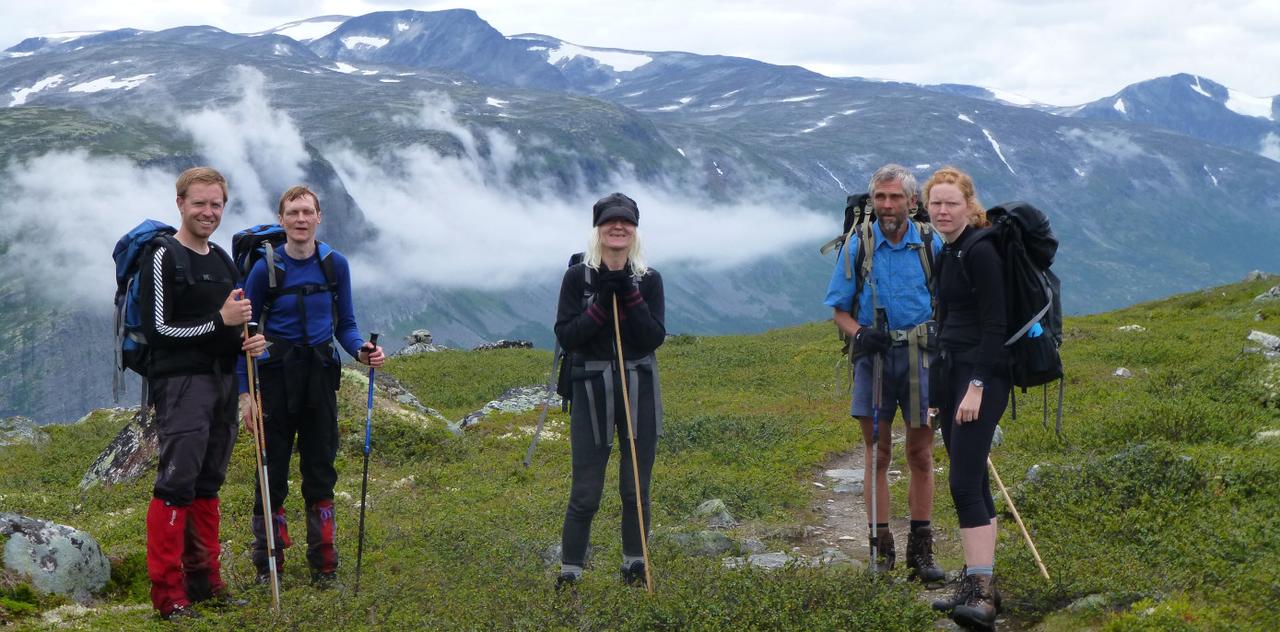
[796, 428, 1033, 631]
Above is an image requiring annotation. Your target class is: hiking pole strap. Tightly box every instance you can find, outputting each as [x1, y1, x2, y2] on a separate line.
[988, 458, 1050, 580]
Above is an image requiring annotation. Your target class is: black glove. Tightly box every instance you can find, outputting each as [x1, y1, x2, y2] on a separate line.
[596, 269, 634, 303]
[854, 327, 890, 355]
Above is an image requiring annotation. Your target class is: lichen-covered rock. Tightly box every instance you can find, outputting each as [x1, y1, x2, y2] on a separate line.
[1255, 285, 1280, 302]
[660, 530, 735, 557]
[473, 339, 534, 351]
[79, 408, 155, 491]
[694, 498, 738, 529]
[459, 385, 559, 429]
[0, 416, 46, 447]
[1117, 324, 1147, 333]
[0, 514, 110, 603]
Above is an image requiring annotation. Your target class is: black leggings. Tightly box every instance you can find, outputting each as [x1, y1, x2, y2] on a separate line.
[938, 364, 1009, 529]
[561, 371, 658, 567]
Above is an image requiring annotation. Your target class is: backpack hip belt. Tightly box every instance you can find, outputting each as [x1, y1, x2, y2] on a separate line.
[575, 354, 662, 448]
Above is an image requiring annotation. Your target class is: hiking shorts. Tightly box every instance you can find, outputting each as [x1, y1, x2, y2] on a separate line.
[851, 344, 932, 428]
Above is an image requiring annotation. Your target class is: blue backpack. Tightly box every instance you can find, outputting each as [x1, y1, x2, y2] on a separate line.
[112, 220, 237, 402]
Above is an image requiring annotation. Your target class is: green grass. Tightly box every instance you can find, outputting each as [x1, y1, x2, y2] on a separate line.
[0, 279, 1277, 630]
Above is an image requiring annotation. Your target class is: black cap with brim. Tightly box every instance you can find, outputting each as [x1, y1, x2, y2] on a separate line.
[592, 192, 639, 226]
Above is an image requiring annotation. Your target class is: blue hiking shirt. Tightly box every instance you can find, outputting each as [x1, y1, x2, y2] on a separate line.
[823, 221, 943, 330]
[236, 245, 364, 393]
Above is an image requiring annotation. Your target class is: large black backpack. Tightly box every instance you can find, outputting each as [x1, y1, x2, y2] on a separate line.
[956, 202, 1065, 437]
[554, 252, 589, 410]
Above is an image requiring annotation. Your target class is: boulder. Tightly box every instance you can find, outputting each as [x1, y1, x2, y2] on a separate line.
[1117, 324, 1147, 333]
[661, 531, 735, 557]
[0, 514, 110, 603]
[694, 499, 738, 529]
[1255, 285, 1280, 302]
[1247, 330, 1280, 351]
[459, 386, 559, 430]
[473, 339, 534, 351]
[1114, 367, 1133, 378]
[1244, 270, 1276, 282]
[79, 408, 156, 491]
[392, 328, 450, 356]
[0, 416, 46, 447]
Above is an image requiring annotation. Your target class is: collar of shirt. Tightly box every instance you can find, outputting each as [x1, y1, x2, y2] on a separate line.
[872, 219, 924, 251]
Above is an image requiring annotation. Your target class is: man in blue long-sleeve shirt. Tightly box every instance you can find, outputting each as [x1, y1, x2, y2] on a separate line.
[237, 185, 385, 588]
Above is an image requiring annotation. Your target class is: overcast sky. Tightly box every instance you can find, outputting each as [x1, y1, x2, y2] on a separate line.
[2, 0, 1277, 105]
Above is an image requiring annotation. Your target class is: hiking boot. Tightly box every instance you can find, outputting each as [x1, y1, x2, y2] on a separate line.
[870, 530, 895, 572]
[620, 560, 647, 587]
[905, 525, 945, 583]
[160, 604, 201, 622]
[255, 569, 282, 593]
[310, 571, 339, 590]
[555, 572, 579, 592]
[952, 573, 999, 631]
[930, 570, 973, 613]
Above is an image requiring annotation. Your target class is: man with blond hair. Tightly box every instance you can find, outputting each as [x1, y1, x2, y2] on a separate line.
[238, 185, 383, 589]
[142, 167, 265, 620]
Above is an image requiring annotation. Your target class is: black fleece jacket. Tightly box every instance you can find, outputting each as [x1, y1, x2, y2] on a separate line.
[937, 226, 1008, 381]
[139, 242, 243, 377]
[554, 263, 665, 363]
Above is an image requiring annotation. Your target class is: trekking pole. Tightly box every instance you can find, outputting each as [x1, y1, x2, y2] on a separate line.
[243, 320, 280, 612]
[612, 295, 654, 593]
[987, 458, 1050, 580]
[523, 342, 562, 468]
[354, 332, 380, 596]
[867, 307, 887, 573]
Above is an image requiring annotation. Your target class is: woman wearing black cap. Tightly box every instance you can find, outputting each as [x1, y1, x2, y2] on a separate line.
[553, 192, 666, 589]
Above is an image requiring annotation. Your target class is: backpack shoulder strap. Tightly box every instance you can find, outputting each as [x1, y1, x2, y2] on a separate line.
[154, 235, 191, 286]
[318, 243, 340, 335]
[208, 242, 240, 284]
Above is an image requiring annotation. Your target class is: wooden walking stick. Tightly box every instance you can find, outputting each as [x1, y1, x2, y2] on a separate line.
[988, 457, 1050, 580]
[612, 294, 654, 593]
[244, 321, 281, 611]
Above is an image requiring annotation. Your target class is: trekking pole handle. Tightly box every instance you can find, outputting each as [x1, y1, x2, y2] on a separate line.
[363, 333, 379, 453]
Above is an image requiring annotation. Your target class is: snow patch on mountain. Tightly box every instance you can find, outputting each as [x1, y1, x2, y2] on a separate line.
[543, 42, 652, 72]
[981, 129, 1016, 175]
[1225, 88, 1274, 121]
[7, 52, 34, 58]
[9, 74, 64, 106]
[486, 97, 508, 108]
[380, 79, 401, 83]
[816, 162, 846, 192]
[1190, 76, 1212, 98]
[68, 74, 154, 93]
[395, 21, 411, 32]
[957, 113, 974, 124]
[1203, 165, 1218, 186]
[342, 36, 390, 50]
[989, 88, 1036, 106]
[40, 31, 102, 43]
[1113, 98, 1127, 114]
[330, 62, 359, 74]
[261, 19, 346, 42]
[779, 94, 821, 103]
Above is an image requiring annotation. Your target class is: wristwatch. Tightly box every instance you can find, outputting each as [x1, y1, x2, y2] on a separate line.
[969, 378, 985, 389]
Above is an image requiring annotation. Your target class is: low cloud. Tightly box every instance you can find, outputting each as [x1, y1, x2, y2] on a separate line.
[0, 150, 175, 303]
[331, 92, 830, 290]
[0, 72, 829, 306]
[1261, 132, 1280, 162]
[180, 66, 309, 219]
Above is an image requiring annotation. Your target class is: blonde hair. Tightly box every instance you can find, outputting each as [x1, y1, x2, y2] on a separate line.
[176, 167, 228, 202]
[923, 166, 988, 228]
[585, 226, 649, 278]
